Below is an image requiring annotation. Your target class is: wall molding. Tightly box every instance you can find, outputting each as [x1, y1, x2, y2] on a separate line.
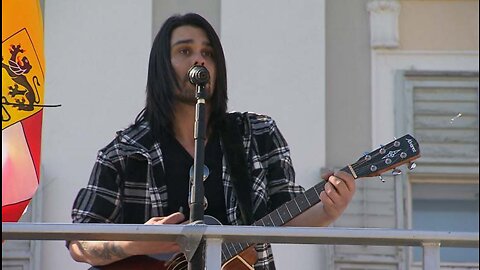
[367, 0, 401, 49]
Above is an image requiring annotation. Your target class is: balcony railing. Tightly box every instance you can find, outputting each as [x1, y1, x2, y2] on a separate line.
[2, 222, 479, 269]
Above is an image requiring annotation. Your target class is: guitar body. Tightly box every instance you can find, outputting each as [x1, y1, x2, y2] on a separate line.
[89, 255, 168, 270]
[221, 247, 257, 270]
[89, 135, 420, 270]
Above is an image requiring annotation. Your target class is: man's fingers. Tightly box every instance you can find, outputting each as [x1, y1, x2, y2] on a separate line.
[162, 212, 186, 224]
[332, 171, 355, 191]
[146, 212, 186, 225]
[321, 170, 334, 181]
[324, 182, 340, 201]
[319, 190, 334, 207]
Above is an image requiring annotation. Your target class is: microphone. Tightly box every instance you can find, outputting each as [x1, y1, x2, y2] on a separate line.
[188, 65, 210, 86]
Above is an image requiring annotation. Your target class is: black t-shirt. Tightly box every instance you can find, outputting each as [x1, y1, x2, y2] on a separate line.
[161, 131, 229, 225]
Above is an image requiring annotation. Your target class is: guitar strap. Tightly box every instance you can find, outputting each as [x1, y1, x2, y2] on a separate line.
[219, 112, 254, 225]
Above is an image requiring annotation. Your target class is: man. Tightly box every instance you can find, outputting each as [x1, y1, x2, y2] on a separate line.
[68, 13, 355, 269]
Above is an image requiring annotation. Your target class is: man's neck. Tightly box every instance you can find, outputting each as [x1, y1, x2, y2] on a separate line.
[172, 101, 211, 156]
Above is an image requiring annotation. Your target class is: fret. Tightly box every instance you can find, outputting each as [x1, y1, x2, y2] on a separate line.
[268, 214, 276, 226]
[274, 208, 285, 225]
[226, 245, 233, 258]
[260, 215, 273, 227]
[256, 218, 266, 226]
[304, 187, 321, 206]
[222, 242, 252, 263]
[231, 243, 239, 254]
[276, 204, 293, 224]
[285, 204, 293, 219]
[339, 165, 350, 175]
[235, 242, 244, 252]
[221, 248, 227, 262]
[315, 180, 327, 193]
[238, 242, 249, 251]
[284, 198, 301, 217]
[223, 243, 234, 262]
[223, 244, 234, 261]
[313, 185, 321, 197]
[295, 194, 310, 212]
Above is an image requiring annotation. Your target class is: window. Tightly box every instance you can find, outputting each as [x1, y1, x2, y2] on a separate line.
[411, 182, 479, 263]
[397, 71, 479, 267]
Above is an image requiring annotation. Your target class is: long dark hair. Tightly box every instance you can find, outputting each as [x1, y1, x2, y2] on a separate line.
[135, 13, 228, 139]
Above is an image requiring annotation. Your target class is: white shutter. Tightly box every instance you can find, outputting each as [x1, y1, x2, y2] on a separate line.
[402, 71, 479, 176]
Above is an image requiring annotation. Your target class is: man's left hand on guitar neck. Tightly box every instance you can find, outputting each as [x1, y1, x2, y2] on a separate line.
[285, 170, 356, 227]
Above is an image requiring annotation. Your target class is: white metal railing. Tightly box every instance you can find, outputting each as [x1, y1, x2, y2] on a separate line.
[2, 222, 479, 269]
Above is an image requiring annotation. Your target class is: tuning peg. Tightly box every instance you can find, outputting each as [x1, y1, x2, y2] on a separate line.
[392, 168, 402, 176]
[408, 162, 417, 170]
[378, 175, 385, 182]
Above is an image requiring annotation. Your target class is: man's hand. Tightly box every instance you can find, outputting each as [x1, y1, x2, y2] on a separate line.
[319, 171, 356, 222]
[69, 212, 185, 266]
[144, 212, 186, 225]
[285, 171, 356, 227]
[125, 212, 186, 256]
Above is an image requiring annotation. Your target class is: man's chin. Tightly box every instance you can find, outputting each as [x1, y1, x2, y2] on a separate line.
[175, 97, 197, 105]
[175, 91, 212, 103]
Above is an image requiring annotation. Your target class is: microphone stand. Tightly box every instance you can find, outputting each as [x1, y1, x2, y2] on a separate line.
[188, 80, 207, 270]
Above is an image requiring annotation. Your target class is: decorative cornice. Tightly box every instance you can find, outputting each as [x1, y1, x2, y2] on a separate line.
[367, 0, 401, 49]
[367, 0, 400, 13]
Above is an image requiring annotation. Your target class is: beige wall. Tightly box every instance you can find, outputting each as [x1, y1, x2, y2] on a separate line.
[399, 0, 479, 51]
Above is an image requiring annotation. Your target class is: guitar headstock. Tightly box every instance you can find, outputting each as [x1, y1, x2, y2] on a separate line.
[350, 134, 420, 178]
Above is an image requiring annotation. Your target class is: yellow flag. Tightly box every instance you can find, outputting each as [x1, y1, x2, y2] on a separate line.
[2, 0, 44, 222]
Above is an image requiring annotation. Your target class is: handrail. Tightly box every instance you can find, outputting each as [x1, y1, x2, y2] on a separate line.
[2, 222, 478, 247]
[3, 222, 479, 270]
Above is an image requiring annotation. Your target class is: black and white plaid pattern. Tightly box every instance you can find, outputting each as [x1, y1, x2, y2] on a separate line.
[71, 112, 305, 270]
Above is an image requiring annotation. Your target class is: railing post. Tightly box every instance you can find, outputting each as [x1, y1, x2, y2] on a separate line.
[205, 238, 222, 269]
[422, 242, 440, 270]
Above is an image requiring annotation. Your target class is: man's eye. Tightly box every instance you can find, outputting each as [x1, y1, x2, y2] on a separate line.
[179, 49, 190, 55]
[202, 51, 214, 57]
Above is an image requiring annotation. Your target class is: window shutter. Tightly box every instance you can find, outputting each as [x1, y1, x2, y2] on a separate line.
[402, 71, 479, 175]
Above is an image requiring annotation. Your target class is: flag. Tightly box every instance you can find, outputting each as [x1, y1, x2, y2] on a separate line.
[2, 0, 45, 222]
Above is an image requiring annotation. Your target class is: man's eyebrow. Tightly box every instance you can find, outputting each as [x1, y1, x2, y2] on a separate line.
[171, 39, 212, 47]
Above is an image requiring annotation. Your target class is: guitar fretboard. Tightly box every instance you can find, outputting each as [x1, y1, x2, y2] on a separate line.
[221, 166, 350, 263]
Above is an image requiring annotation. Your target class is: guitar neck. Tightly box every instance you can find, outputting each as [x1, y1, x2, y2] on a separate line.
[221, 166, 351, 263]
[254, 166, 352, 227]
[223, 134, 421, 265]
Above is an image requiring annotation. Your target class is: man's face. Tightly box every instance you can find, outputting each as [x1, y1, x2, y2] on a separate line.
[170, 25, 216, 104]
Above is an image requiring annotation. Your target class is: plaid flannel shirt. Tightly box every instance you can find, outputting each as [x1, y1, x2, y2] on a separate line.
[71, 112, 305, 270]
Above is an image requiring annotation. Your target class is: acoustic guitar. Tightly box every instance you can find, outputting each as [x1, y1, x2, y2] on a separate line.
[91, 134, 421, 270]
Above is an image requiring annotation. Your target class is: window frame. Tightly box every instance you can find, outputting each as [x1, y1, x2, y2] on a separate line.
[395, 70, 479, 268]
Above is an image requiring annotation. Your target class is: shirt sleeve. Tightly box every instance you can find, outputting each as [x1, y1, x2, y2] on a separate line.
[71, 143, 124, 224]
[247, 113, 305, 214]
[263, 118, 305, 209]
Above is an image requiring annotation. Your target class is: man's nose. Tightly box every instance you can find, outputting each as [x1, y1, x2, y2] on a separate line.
[192, 53, 206, 66]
